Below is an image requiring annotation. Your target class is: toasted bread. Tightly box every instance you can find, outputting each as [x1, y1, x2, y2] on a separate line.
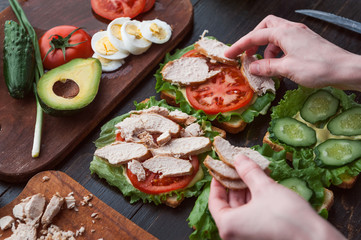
[160, 90, 248, 134]
[263, 131, 358, 189]
[317, 188, 334, 212]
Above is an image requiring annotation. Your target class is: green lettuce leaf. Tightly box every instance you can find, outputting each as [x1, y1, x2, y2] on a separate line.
[90, 97, 218, 205]
[268, 86, 361, 186]
[187, 182, 221, 240]
[254, 144, 326, 210]
[154, 40, 278, 124]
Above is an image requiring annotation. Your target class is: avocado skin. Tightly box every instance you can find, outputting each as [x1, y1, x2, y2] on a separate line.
[37, 58, 102, 116]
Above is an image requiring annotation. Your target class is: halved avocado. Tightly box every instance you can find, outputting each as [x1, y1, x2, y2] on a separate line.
[37, 58, 102, 116]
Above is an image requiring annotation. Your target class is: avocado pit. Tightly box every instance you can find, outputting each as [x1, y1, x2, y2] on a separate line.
[53, 79, 79, 99]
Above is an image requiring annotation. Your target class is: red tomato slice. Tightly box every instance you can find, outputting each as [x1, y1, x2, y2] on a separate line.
[186, 64, 254, 115]
[115, 132, 125, 141]
[142, 0, 155, 13]
[91, 0, 146, 20]
[127, 156, 199, 194]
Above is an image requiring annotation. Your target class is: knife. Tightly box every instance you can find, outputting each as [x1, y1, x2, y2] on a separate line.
[295, 9, 361, 34]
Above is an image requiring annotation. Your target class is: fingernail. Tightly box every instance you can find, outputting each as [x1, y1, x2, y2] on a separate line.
[250, 62, 260, 74]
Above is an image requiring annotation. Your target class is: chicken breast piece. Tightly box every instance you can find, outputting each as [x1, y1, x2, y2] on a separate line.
[213, 136, 269, 169]
[94, 142, 151, 165]
[116, 113, 181, 142]
[41, 193, 64, 227]
[151, 137, 211, 158]
[0, 216, 14, 230]
[5, 222, 37, 240]
[194, 37, 238, 66]
[24, 193, 46, 224]
[128, 160, 146, 181]
[241, 53, 275, 96]
[204, 155, 240, 180]
[208, 170, 247, 190]
[181, 123, 204, 137]
[142, 156, 193, 177]
[161, 57, 220, 86]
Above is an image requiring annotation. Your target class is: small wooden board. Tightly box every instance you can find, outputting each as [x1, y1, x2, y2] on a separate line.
[0, 171, 158, 240]
[0, 0, 193, 182]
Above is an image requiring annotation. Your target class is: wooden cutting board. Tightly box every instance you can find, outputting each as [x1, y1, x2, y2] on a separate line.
[0, 171, 158, 240]
[0, 0, 193, 182]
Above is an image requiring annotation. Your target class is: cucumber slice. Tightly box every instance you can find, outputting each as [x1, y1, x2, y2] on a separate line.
[272, 117, 317, 147]
[327, 107, 361, 136]
[300, 90, 339, 124]
[315, 139, 361, 167]
[279, 177, 313, 201]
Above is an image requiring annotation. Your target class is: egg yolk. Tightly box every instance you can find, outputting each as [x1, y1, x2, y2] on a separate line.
[96, 55, 112, 65]
[150, 23, 167, 40]
[125, 24, 143, 39]
[111, 24, 122, 40]
[95, 37, 118, 55]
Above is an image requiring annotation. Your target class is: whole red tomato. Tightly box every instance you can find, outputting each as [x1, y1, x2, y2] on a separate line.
[39, 25, 93, 69]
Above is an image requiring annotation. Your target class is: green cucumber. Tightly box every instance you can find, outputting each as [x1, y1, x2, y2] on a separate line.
[300, 90, 339, 124]
[271, 117, 317, 147]
[327, 107, 361, 136]
[279, 177, 313, 201]
[315, 139, 361, 167]
[3, 20, 35, 99]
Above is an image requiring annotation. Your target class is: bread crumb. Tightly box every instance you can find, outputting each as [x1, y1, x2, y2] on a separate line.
[91, 213, 98, 218]
[91, 229, 96, 233]
[92, 220, 96, 224]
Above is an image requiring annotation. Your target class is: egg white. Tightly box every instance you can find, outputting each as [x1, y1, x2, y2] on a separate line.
[140, 19, 172, 44]
[91, 31, 129, 60]
[121, 20, 152, 55]
[107, 17, 131, 53]
[92, 53, 125, 72]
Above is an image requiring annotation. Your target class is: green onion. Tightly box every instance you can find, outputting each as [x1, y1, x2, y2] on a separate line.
[8, 0, 44, 157]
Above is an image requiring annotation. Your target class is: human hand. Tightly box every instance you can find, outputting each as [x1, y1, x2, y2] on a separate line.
[225, 15, 361, 91]
[208, 154, 346, 240]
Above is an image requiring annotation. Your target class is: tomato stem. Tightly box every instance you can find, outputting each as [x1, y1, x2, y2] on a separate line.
[43, 27, 88, 62]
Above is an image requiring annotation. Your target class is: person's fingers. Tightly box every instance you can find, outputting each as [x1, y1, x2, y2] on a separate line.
[264, 43, 282, 59]
[228, 188, 247, 208]
[208, 178, 230, 219]
[253, 14, 289, 30]
[225, 28, 277, 59]
[233, 154, 274, 193]
[249, 58, 286, 77]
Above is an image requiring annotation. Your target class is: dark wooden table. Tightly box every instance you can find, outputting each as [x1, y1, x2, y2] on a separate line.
[1, 0, 361, 239]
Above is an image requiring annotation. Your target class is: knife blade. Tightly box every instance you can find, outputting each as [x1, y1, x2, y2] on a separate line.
[295, 9, 361, 34]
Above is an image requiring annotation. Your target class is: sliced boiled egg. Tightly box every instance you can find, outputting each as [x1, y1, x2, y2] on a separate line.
[107, 17, 131, 53]
[140, 19, 172, 44]
[92, 53, 125, 72]
[121, 20, 152, 55]
[91, 31, 129, 60]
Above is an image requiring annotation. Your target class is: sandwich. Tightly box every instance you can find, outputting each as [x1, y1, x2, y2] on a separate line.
[188, 137, 334, 240]
[155, 35, 279, 134]
[90, 97, 224, 207]
[263, 86, 361, 189]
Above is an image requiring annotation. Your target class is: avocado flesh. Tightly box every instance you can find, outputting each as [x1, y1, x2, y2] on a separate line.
[37, 58, 102, 116]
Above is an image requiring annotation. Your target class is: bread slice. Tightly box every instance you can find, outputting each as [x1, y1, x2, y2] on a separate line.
[160, 90, 248, 133]
[317, 188, 334, 212]
[263, 131, 358, 189]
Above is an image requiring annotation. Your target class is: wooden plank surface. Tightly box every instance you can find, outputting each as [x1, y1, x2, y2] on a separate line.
[0, 171, 158, 240]
[0, 0, 193, 182]
[1, 0, 361, 240]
